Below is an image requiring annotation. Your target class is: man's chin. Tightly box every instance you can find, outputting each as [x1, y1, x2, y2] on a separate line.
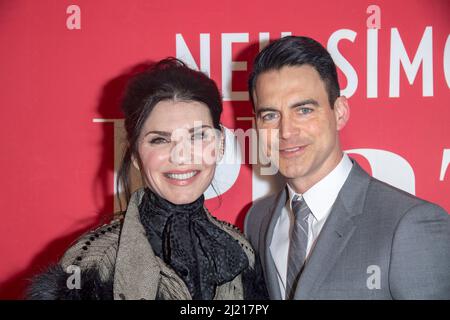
[279, 162, 311, 179]
[278, 168, 303, 180]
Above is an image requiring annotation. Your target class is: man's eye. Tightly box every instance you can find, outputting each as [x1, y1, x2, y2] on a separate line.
[262, 113, 278, 121]
[149, 137, 169, 144]
[298, 107, 313, 115]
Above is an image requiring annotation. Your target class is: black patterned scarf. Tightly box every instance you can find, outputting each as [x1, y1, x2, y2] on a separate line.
[138, 188, 249, 300]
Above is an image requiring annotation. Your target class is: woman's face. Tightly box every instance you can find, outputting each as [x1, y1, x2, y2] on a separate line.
[134, 99, 221, 204]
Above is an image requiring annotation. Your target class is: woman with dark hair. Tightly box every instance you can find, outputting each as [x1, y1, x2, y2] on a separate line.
[28, 58, 267, 300]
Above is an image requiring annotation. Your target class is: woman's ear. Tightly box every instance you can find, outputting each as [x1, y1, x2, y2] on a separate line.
[131, 154, 140, 171]
[333, 96, 350, 131]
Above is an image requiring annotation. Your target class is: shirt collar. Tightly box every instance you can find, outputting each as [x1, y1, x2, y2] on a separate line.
[287, 153, 353, 222]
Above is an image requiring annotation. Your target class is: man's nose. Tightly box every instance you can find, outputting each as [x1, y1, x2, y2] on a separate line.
[279, 115, 295, 140]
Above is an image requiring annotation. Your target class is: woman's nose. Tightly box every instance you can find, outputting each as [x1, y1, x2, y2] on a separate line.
[169, 139, 192, 165]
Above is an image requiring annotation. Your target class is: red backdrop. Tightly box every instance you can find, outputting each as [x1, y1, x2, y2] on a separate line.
[0, 0, 449, 299]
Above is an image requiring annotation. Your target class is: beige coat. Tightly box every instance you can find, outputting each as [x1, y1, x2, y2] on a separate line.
[59, 188, 257, 300]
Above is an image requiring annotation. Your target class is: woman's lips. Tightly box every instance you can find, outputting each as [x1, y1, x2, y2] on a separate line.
[163, 170, 200, 186]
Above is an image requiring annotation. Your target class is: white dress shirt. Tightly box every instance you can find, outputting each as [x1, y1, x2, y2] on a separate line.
[269, 154, 353, 299]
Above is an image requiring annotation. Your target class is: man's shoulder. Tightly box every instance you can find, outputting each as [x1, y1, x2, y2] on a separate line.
[368, 176, 429, 207]
[251, 192, 280, 208]
[364, 175, 448, 221]
[246, 192, 280, 220]
[348, 161, 426, 211]
[244, 191, 283, 239]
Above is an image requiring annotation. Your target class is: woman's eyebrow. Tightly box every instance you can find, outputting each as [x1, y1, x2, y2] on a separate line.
[144, 130, 171, 137]
[188, 125, 213, 133]
[144, 125, 213, 137]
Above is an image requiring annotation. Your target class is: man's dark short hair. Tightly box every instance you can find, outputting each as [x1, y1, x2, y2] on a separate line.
[248, 36, 340, 108]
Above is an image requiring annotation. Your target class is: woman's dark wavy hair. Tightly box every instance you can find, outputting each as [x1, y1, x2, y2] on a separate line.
[117, 57, 223, 211]
[248, 36, 340, 108]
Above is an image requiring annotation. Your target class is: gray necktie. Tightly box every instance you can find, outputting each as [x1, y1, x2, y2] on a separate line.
[285, 195, 310, 299]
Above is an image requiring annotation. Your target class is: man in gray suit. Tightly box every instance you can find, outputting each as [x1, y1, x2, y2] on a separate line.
[244, 36, 450, 299]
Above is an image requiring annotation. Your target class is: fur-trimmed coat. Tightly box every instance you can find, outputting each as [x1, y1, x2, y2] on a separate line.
[27, 189, 267, 300]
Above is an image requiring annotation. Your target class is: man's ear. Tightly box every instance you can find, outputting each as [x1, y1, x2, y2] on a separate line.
[333, 96, 350, 131]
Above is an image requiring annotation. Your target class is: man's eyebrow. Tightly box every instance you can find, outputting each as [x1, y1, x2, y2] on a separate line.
[256, 99, 319, 116]
[288, 99, 319, 109]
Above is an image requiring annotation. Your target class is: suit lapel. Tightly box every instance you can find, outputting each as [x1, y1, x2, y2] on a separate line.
[293, 161, 371, 299]
[260, 187, 287, 300]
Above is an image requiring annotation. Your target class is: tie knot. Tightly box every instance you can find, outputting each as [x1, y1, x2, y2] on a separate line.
[292, 195, 310, 221]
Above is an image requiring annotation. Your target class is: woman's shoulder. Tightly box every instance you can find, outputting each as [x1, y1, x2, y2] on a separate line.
[205, 209, 256, 267]
[59, 216, 124, 272]
[206, 211, 269, 299]
[27, 216, 124, 299]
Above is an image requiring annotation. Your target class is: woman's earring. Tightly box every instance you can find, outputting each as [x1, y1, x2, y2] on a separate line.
[218, 126, 225, 162]
[220, 136, 225, 160]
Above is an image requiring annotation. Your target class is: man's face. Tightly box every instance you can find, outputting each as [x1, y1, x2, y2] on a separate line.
[253, 65, 349, 192]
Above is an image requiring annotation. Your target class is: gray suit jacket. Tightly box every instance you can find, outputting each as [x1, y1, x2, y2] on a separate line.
[244, 161, 450, 299]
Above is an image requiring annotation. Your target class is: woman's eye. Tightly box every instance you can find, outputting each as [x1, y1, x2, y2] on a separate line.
[192, 131, 206, 141]
[149, 137, 168, 145]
